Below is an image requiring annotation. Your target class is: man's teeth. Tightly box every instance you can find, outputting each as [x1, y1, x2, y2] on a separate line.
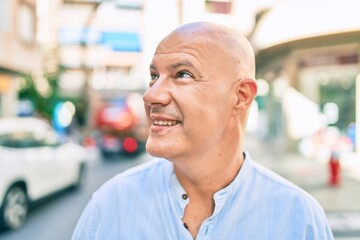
[153, 120, 179, 126]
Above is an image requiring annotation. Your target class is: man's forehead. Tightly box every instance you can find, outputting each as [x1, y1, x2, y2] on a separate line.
[158, 22, 225, 50]
[153, 29, 223, 70]
[151, 22, 255, 78]
[154, 22, 241, 62]
[155, 32, 216, 55]
[151, 51, 202, 75]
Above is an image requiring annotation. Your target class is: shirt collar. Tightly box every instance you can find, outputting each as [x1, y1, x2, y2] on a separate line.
[212, 151, 252, 215]
[168, 151, 253, 216]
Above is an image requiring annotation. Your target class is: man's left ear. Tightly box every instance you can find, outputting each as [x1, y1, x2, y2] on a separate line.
[233, 78, 258, 114]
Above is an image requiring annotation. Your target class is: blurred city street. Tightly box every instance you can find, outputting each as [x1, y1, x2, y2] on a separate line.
[245, 135, 360, 239]
[1, 0, 360, 239]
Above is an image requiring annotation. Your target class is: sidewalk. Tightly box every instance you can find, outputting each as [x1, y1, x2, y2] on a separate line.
[244, 135, 360, 238]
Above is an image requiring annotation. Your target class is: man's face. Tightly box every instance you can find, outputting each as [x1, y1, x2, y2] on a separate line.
[143, 30, 238, 162]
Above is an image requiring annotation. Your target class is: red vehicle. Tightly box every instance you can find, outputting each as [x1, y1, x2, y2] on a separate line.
[94, 95, 148, 158]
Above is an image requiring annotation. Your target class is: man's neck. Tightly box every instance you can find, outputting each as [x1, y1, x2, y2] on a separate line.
[173, 149, 244, 196]
[173, 150, 244, 239]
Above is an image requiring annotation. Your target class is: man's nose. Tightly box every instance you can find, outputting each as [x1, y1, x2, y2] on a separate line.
[143, 78, 172, 106]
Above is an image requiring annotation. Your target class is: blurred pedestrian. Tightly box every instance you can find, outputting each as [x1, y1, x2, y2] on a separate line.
[71, 21, 334, 239]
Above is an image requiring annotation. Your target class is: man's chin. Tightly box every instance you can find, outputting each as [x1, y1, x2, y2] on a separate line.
[146, 141, 175, 159]
[146, 146, 166, 158]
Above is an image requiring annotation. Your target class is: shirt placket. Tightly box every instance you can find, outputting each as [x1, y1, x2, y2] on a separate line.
[170, 172, 193, 240]
[196, 189, 229, 240]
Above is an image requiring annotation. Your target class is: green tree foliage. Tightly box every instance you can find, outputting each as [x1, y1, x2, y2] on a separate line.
[18, 66, 88, 127]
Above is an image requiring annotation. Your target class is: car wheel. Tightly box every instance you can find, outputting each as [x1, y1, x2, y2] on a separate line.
[0, 185, 28, 230]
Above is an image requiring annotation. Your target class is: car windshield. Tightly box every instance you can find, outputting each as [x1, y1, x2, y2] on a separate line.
[0, 130, 60, 148]
[0, 132, 35, 148]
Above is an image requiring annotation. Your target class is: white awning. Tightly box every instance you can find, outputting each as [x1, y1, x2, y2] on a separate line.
[251, 0, 360, 50]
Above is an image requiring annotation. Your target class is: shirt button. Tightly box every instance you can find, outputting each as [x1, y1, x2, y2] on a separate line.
[182, 194, 188, 200]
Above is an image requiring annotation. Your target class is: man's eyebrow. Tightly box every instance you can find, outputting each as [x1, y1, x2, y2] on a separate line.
[149, 64, 157, 71]
[169, 60, 195, 70]
[150, 61, 201, 77]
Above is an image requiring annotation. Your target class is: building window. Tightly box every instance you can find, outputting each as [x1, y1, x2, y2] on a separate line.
[16, 1, 36, 46]
[205, 0, 232, 14]
[0, 0, 10, 32]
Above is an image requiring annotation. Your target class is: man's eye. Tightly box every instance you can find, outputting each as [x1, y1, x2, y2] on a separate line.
[150, 74, 158, 80]
[177, 71, 192, 78]
[149, 74, 158, 87]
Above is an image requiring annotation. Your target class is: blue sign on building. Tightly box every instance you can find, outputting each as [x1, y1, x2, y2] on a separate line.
[101, 31, 142, 52]
[59, 27, 142, 52]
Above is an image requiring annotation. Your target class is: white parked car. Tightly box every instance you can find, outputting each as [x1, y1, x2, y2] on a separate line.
[0, 117, 87, 230]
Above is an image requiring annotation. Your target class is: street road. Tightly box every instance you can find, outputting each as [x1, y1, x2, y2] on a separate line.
[0, 151, 149, 240]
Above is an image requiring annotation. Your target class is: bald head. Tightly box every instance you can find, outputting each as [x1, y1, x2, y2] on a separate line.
[155, 22, 256, 79]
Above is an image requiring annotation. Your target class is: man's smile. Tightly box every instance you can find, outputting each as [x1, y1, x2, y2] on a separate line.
[153, 120, 181, 126]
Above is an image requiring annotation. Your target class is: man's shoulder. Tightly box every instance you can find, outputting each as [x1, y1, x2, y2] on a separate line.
[247, 156, 324, 212]
[243, 156, 332, 238]
[250, 158, 302, 190]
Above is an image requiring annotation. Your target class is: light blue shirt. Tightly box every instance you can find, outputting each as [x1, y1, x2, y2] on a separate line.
[71, 152, 334, 240]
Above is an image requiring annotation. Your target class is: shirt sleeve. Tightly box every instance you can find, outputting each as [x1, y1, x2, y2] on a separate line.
[71, 195, 100, 240]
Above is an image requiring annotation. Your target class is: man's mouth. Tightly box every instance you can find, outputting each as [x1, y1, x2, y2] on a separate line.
[153, 120, 181, 126]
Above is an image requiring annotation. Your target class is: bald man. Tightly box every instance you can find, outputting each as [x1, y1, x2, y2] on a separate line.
[72, 22, 333, 240]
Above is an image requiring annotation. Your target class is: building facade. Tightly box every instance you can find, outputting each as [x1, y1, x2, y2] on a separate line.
[0, 0, 41, 117]
[251, 0, 360, 153]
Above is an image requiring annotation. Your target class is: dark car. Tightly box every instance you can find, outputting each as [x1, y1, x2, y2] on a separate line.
[94, 94, 148, 158]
